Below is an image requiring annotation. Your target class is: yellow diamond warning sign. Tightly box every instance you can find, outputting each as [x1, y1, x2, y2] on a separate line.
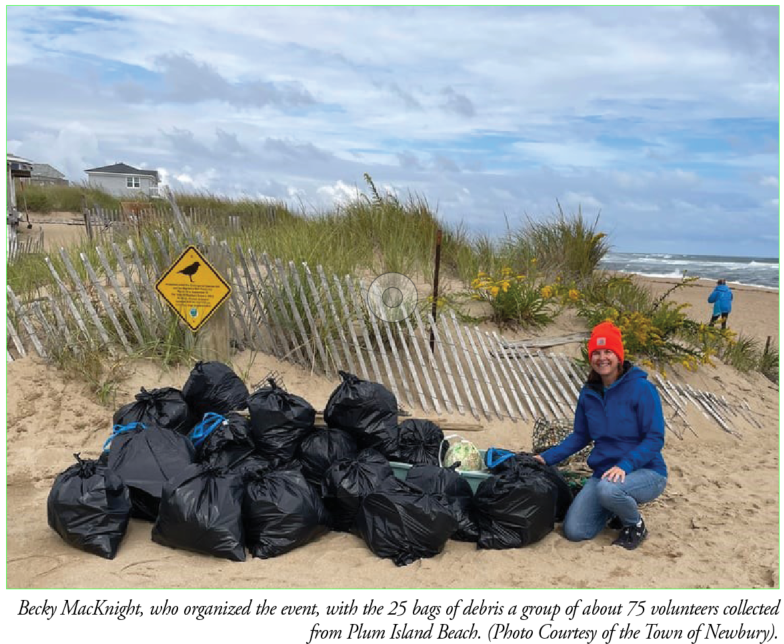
[155, 245, 232, 332]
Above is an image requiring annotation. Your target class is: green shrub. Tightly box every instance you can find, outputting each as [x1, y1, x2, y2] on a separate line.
[470, 266, 559, 329]
[576, 273, 726, 369]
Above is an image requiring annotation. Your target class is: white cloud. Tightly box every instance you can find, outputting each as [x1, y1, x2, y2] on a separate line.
[4, 6, 779, 256]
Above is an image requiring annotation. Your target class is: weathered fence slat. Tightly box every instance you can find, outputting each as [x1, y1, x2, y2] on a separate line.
[46, 294, 77, 350]
[490, 331, 530, 421]
[378, 305, 415, 410]
[502, 345, 538, 420]
[521, 345, 561, 419]
[141, 234, 161, 278]
[460, 319, 502, 420]
[506, 344, 549, 419]
[332, 273, 368, 380]
[303, 263, 342, 378]
[80, 252, 133, 354]
[44, 258, 93, 346]
[58, 249, 111, 346]
[534, 348, 575, 417]
[317, 265, 356, 375]
[401, 314, 441, 415]
[127, 239, 167, 328]
[473, 328, 515, 420]
[291, 261, 330, 376]
[260, 252, 307, 365]
[345, 276, 383, 385]
[358, 278, 402, 402]
[219, 243, 254, 352]
[552, 353, 581, 400]
[7, 314, 26, 357]
[154, 230, 171, 267]
[274, 257, 317, 370]
[7, 286, 47, 358]
[31, 301, 60, 349]
[439, 315, 479, 419]
[394, 319, 430, 412]
[427, 313, 465, 415]
[230, 245, 268, 354]
[412, 306, 453, 414]
[448, 312, 492, 420]
[95, 247, 145, 347]
[247, 248, 293, 359]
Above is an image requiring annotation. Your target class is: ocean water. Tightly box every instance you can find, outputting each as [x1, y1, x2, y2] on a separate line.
[599, 252, 779, 289]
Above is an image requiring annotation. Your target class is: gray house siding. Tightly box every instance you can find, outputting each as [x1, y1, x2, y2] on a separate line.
[87, 172, 158, 198]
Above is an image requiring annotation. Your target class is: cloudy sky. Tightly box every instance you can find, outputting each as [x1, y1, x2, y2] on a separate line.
[5, 5, 780, 256]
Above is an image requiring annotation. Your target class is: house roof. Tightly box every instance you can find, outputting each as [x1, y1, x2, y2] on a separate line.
[84, 162, 159, 179]
[31, 163, 66, 179]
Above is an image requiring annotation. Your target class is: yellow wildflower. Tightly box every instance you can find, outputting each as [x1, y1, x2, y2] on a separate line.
[568, 289, 579, 301]
[541, 285, 553, 298]
[490, 286, 500, 298]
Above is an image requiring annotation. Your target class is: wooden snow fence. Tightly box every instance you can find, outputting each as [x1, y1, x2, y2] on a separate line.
[4, 224, 758, 436]
[7, 226, 44, 262]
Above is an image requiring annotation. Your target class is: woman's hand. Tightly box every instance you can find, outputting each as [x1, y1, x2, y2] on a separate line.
[601, 466, 626, 483]
[533, 454, 546, 465]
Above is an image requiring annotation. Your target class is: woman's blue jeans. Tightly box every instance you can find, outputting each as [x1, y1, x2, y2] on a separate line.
[563, 469, 667, 541]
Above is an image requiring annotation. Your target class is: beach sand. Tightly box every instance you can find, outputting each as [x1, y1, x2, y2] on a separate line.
[6, 276, 779, 589]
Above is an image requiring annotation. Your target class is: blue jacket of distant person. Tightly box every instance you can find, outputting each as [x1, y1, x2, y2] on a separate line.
[539, 364, 667, 479]
[708, 283, 733, 314]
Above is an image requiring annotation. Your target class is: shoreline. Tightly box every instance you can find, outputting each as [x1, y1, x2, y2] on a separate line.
[607, 269, 779, 292]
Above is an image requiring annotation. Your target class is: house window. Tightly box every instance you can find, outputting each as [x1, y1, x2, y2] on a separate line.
[126, 176, 141, 188]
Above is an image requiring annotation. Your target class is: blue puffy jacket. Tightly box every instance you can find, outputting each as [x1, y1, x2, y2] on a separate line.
[540, 364, 667, 479]
[708, 283, 733, 315]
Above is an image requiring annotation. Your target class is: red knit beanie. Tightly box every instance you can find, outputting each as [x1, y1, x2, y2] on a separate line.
[588, 321, 624, 363]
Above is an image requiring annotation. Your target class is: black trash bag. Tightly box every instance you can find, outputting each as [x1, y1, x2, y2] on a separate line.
[405, 464, 479, 542]
[355, 485, 458, 566]
[323, 371, 398, 448]
[297, 426, 358, 487]
[105, 422, 195, 521]
[231, 454, 274, 480]
[321, 448, 396, 532]
[47, 453, 132, 559]
[113, 387, 193, 436]
[247, 379, 315, 465]
[473, 472, 557, 550]
[243, 467, 330, 559]
[489, 452, 573, 522]
[392, 419, 446, 466]
[152, 463, 246, 562]
[190, 412, 256, 471]
[182, 361, 249, 418]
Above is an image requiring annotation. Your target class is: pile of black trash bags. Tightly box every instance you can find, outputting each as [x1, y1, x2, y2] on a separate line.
[48, 364, 572, 566]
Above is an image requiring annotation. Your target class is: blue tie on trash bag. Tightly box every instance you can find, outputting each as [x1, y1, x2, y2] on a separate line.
[103, 422, 146, 452]
[485, 447, 515, 469]
[189, 412, 227, 448]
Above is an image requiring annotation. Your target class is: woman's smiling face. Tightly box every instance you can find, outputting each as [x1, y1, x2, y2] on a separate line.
[591, 348, 620, 383]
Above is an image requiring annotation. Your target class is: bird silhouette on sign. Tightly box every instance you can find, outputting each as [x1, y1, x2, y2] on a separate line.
[177, 261, 201, 282]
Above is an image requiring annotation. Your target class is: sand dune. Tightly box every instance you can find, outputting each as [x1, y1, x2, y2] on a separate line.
[6, 277, 779, 588]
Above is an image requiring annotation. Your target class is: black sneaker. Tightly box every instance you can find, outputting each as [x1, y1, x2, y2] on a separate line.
[612, 518, 648, 550]
[607, 515, 623, 530]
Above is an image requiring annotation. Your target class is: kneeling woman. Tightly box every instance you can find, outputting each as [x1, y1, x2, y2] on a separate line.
[534, 321, 667, 550]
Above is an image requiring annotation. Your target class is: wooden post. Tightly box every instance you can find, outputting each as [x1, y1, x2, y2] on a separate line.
[429, 229, 442, 352]
[193, 243, 231, 362]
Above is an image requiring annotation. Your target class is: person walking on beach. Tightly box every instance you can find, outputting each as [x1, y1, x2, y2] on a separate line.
[534, 321, 667, 550]
[708, 279, 733, 330]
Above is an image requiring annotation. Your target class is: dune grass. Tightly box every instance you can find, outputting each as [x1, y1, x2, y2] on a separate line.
[8, 179, 773, 384]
